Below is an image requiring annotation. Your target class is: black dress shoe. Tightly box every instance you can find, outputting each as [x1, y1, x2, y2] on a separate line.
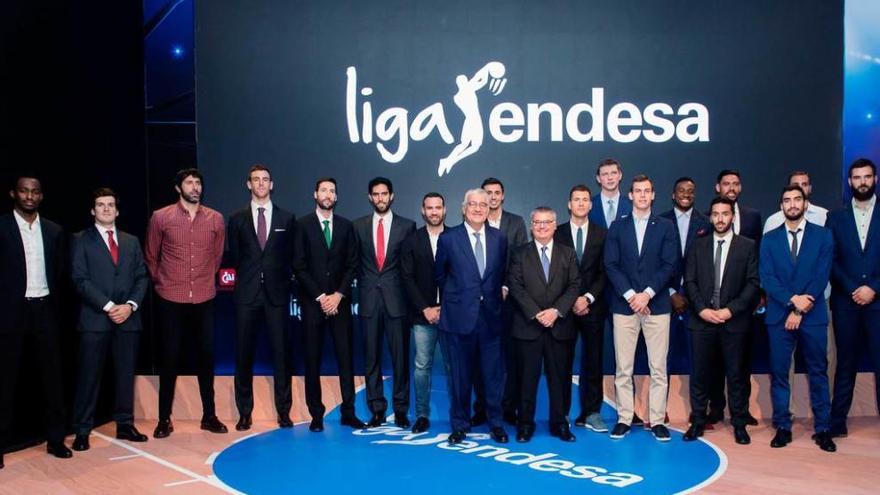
[72, 434, 90, 451]
[745, 413, 759, 426]
[490, 427, 509, 444]
[309, 418, 324, 432]
[516, 425, 534, 443]
[503, 410, 518, 426]
[367, 413, 386, 428]
[394, 413, 411, 428]
[117, 424, 148, 442]
[550, 425, 576, 442]
[470, 410, 488, 427]
[812, 432, 837, 452]
[448, 430, 467, 444]
[411, 417, 430, 433]
[153, 419, 173, 439]
[734, 426, 750, 445]
[341, 416, 366, 429]
[236, 414, 253, 431]
[770, 428, 792, 448]
[682, 424, 705, 442]
[46, 442, 73, 459]
[201, 416, 228, 434]
[573, 413, 588, 427]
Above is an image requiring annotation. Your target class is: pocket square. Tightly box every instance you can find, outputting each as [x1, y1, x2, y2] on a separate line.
[274, 228, 286, 232]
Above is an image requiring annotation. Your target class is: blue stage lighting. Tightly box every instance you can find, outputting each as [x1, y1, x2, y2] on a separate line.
[171, 45, 184, 59]
[869, 113, 874, 120]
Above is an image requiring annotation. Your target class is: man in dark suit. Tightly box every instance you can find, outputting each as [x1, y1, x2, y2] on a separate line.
[604, 175, 678, 442]
[436, 188, 509, 444]
[70, 188, 150, 452]
[554, 184, 608, 433]
[227, 165, 295, 431]
[828, 158, 880, 439]
[682, 197, 760, 445]
[354, 177, 416, 428]
[293, 178, 365, 432]
[588, 158, 633, 229]
[508, 206, 581, 442]
[472, 177, 528, 426]
[0, 175, 72, 468]
[760, 185, 835, 452]
[401, 192, 451, 433]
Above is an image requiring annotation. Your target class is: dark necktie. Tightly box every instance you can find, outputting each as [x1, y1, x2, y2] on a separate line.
[257, 207, 267, 249]
[575, 226, 584, 261]
[322, 219, 331, 248]
[108, 230, 119, 265]
[789, 229, 800, 265]
[713, 239, 725, 309]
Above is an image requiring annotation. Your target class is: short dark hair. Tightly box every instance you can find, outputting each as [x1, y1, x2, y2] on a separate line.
[11, 174, 41, 191]
[481, 177, 504, 192]
[248, 164, 271, 181]
[779, 184, 806, 203]
[568, 184, 592, 199]
[422, 192, 445, 206]
[672, 176, 695, 191]
[596, 158, 621, 175]
[93, 187, 119, 207]
[315, 177, 337, 192]
[716, 169, 740, 184]
[175, 168, 203, 190]
[709, 196, 735, 212]
[848, 157, 876, 177]
[786, 170, 809, 184]
[630, 174, 653, 192]
[368, 176, 393, 194]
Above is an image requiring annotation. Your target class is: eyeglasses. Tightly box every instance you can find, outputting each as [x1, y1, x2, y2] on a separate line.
[466, 201, 489, 209]
[531, 220, 556, 226]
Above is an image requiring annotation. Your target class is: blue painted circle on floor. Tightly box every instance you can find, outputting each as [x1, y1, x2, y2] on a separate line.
[214, 377, 724, 494]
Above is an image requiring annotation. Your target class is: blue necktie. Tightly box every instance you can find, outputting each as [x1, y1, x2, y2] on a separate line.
[473, 232, 485, 277]
[541, 246, 550, 282]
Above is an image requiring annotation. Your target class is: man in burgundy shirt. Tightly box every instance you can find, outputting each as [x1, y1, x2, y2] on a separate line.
[145, 168, 227, 438]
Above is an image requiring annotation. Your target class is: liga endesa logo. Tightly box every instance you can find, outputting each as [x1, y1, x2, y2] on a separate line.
[346, 61, 710, 176]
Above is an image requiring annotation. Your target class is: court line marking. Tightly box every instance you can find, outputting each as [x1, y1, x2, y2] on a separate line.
[108, 454, 141, 461]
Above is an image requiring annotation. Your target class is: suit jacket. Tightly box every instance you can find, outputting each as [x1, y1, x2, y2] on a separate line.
[401, 226, 446, 325]
[353, 213, 416, 318]
[827, 198, 880, 312]
[508, 242, 581, 340]
[496, 210, 529, 250]
[588, 192, 633, 229]
[227, 203, 295, 306]
[71, 226, 149, 332]
[736, 204, 763, 243]
[604, 213, 678, 315]
[435, 223, 507, 335]
[759, 222, 833, 326]
[0, 212, 66, 334]
[292, 212, 358, 303]
[554, 221, 607, 320]
[659, 207, 711, 293]
[684, 233, 759, 332]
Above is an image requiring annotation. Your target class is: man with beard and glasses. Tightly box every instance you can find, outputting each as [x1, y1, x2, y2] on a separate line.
[227, 165, 295, 431]
[0, 175, 71, 467]
[146, 168, 227, 439]
[401, 192, 452, 433]
[293, 177, 365, 431]
[827, 158, 880, 440]
[760, 185, 835, 452]
[354, 177, 416, 428]
[682, 197, 759, 445]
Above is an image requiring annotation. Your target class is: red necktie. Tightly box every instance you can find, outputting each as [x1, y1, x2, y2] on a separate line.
[376, 217, 386, 271]
[108, 230, 119, 265]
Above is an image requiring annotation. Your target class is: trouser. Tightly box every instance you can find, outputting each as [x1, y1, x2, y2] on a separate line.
[831, 309, 880, 430]
[412, 323, 452, 419]
[689, 328, 750, 427]
[612, 313, 670, 426]
[768, 323, 831, 432]
[302, 301, 357, 419]
[73, 330, 139, 434]
[362, 298, 409, 416]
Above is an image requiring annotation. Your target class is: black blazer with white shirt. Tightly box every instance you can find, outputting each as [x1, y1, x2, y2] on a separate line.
[227, 203, 296, 306]
[401, 225, 447, 326]
[554, 221, 607, 321]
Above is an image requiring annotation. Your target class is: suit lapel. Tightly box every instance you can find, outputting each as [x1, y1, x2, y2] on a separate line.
[263, 204, 284, 250]
[459, 226, 481, 278]
[244, 206, 260, 248]
[638, 216, 657, 261]
[863, 199, 880, 252]
[88, 226, 116, 267]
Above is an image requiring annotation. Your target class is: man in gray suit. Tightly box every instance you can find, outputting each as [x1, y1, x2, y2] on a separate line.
[70, 188, 150, 451]
[354, 177, 416, 428]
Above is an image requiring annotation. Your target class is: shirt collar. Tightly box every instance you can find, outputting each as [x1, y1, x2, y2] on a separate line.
[251, 200, 272, 213]
[787, 218, 808, 233]
[464, 221, 485, 236]
[95, 223, 117, 236]
[713, 230, 733, 243]
[600, 191, 620, 202]
[570, 219, 588, 232]
[852, 195, 877, 211]
[373, 210, 393, 223]
[633, 209, 651, 222]
[316, 208, 333, 223]
[535, 239, 553, 251]
[675, 207, 692, 220]
[13, 209, 40, 230]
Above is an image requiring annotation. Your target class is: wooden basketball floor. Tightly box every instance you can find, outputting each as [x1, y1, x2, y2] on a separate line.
[1, 375, 878, 494]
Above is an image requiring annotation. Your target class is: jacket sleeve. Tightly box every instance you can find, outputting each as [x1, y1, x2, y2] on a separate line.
[292, 222, 322, 299]
[684, 242, 707, 314]
[401, 232, 429, 313]
[71, 235, 111, 311]
[725, 242, 760, 316]
[759, 235, 795, 306]
[647, 223, 678, 295]
[507, 248, 542, 319]
[603, 223, 633, 298]
[339, 226, 358, 297]
[552, 249, 582, 318]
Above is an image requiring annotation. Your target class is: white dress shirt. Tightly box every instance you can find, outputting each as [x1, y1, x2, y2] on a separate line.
[464, 221, 487, 267]
[569, 220, 596, 303]
[786, 218, 808, 260]
[853, 195, 876, 250]
[623, 210, 656, 301]
[316, 209, 333, 236]
[535, 239, 554, 262]
[601, 191, 621, 226]
[95, 223, 139, 312]
[251, 200, 273, 236]
[712, 230, 734, 287]
[14, 210, 49, 298]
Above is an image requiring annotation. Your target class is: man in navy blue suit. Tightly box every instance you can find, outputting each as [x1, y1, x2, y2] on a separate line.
[588, 158, 632, 229]
[436, 188, 509, 444]
[828, 158, 880, 439]
[604, 175, 678, 442]
[760, 185, 835, 452]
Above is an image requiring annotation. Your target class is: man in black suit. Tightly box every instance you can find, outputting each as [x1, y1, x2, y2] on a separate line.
[474, 177, 529, 426]
[508, 207, 581, 443]
[683, 197, 760, 444]
[0, 176, 72, 468]
[293, 178, 365, 432]
[70, 188, 150, 452]
[554, 185, 608, 433]
[227, 165, 295, 431]
[354, 177, 416, 428]
[401, 192, 451, 433]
